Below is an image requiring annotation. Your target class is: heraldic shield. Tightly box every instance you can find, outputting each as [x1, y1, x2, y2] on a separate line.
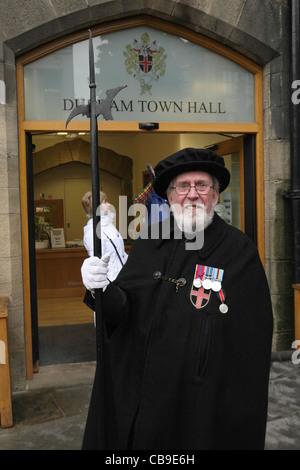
[190, 285, 211, 309]
[123, 31, 167, 95]
[190, 264, 212, 309]
[139, 54, 153, 73]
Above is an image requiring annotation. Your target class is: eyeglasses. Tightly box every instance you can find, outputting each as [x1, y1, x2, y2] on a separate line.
[170, 182, 213, 196]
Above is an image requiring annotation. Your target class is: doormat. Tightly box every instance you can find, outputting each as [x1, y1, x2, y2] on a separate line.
[38, 323, 96, 366]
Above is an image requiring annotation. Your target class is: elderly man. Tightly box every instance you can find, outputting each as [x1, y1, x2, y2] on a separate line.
[81, 148, 273, 451]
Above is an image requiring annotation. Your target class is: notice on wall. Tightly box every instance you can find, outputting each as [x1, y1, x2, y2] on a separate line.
[222, 192, 232, 224]
[0, 340, 6, 365]
[50, 228, 65, 248]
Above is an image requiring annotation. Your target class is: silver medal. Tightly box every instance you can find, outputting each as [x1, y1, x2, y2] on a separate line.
[203, 279, 212, 290]
[212, 280, 222, 292]
[219, 303, 228, 314]
[193, 278, 202, 288]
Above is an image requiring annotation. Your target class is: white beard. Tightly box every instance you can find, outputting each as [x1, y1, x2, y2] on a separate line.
[171, 203, 215, 235]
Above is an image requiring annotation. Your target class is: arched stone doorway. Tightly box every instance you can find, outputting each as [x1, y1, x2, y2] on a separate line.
[33, 138, 132, 200]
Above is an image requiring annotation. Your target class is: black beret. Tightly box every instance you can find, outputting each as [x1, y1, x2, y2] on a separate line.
[153, 148, 230, 198]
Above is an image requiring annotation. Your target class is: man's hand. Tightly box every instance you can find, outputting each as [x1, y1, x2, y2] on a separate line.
[81, 254, 110, 291]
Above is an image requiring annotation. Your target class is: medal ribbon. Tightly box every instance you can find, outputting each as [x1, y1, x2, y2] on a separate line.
[213, 268, 224, 283]
[195, 265, 205, 281]
[195, 265, 224, 283]
[217, 288, 226, 303]
[200, 265, 205, 280]
[204, 266, 211, 281]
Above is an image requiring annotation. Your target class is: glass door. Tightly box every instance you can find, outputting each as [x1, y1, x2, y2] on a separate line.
[213, 135, 257, 244]
[214, 136, 245, 231]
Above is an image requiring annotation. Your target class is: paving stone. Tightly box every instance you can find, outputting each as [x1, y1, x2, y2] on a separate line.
[0, 361, 299, 450]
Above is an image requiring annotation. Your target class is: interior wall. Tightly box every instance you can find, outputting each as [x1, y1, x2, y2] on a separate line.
[83, 132, 231, 196]
[34, 162, 122, 241]
[33, 133, 233, 242]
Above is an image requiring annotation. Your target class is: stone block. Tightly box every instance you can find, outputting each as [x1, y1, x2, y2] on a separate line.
[0, 258, 11, 287]
[6, 188, 20, 215]
[268, 259, 293, 296]
[226, 24, 277, 65]
[8, 279, 24, 313]
[263, 70, 271, 110]
[0, 166, 8, 188]
[9, 215, 22, 258]
[13, 0, 56, 31]
[3, 44, 15, 68]
[264, 179, 291, 222]
[6, 319, 25, 358]
[238, 0, 287, 52]
[263, 139, 290, 182]
[4, 62, 17, 106]
[7, 155, 20, 188]
[0, 108, 7, 147]
[56, 8, 90, 33]
[152, 0, 176, 16]
[271, 293, 294, 333]
[4, 105, 19, 147]
[87, 0, 118, 6]
[9, 347, 26, 392]
[272, 329, 295, 352]
[267, 219, 293, 261]
[88, 0, 125, 26]
[270, 71, 291, 109]
[121, 0, 150, 14]
[0, 1, 28, 39]
[176, 0, 244, 28]
[0, 188, 9, 214]
[6, 18, 62, 55]
[264, 106, 290, 141]
[0, 215, 11, 258]
[50, 0, 88, 16]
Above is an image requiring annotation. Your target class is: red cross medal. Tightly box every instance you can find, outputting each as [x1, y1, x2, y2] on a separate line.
[190, 265, 211, 309]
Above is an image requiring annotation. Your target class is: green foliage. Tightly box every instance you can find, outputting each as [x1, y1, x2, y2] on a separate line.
[34, 206, 52, 242]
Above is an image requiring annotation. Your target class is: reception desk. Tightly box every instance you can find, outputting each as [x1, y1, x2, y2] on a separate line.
[36, 247, 88, 299]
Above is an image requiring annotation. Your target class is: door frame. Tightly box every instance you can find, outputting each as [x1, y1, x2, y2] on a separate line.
[214, 136, 245, 234]
[16, 16, 264, 379]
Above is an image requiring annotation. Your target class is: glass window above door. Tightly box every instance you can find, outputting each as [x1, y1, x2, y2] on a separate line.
[23, 26, 255, 123]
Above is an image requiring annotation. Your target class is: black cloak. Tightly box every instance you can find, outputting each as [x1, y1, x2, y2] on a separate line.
[82, 214, 273, 450]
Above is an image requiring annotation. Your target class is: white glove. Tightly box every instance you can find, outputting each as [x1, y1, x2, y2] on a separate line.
[81, 254, 110, 291]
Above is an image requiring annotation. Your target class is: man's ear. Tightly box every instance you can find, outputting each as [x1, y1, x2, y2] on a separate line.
[213, 190, 220, 205]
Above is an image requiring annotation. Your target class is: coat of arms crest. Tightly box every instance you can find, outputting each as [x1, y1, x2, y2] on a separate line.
[123, 32, 167, 95]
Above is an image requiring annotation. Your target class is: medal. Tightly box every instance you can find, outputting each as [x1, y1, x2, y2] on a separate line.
[212, 280, 222, 292]
[217, 288, 228, 314]
[193, 264, 205, 289]
[191, 265, 226, 311]
[219, 303, 228, 314]
[212, 267, 223, 292]
[202, 266, 213, 290]
[191, 265, 225, 293]
[203, 279, 212, 290]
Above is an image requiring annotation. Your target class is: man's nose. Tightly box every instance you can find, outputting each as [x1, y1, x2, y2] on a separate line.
[187, 186, 201, 199]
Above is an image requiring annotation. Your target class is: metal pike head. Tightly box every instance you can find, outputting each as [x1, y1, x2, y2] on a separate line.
[65, 30, 126, 128]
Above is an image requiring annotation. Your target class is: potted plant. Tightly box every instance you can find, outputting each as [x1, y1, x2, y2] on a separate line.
[34, 207, 52, 249]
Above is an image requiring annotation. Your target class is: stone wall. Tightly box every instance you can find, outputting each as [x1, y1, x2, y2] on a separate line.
[0, 0, 292, 389]
[262, 3, 293, 350]
[0, 38, 25, 390]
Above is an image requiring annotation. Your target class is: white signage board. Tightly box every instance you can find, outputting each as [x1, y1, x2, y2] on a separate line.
[24, 27, 255, 123]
